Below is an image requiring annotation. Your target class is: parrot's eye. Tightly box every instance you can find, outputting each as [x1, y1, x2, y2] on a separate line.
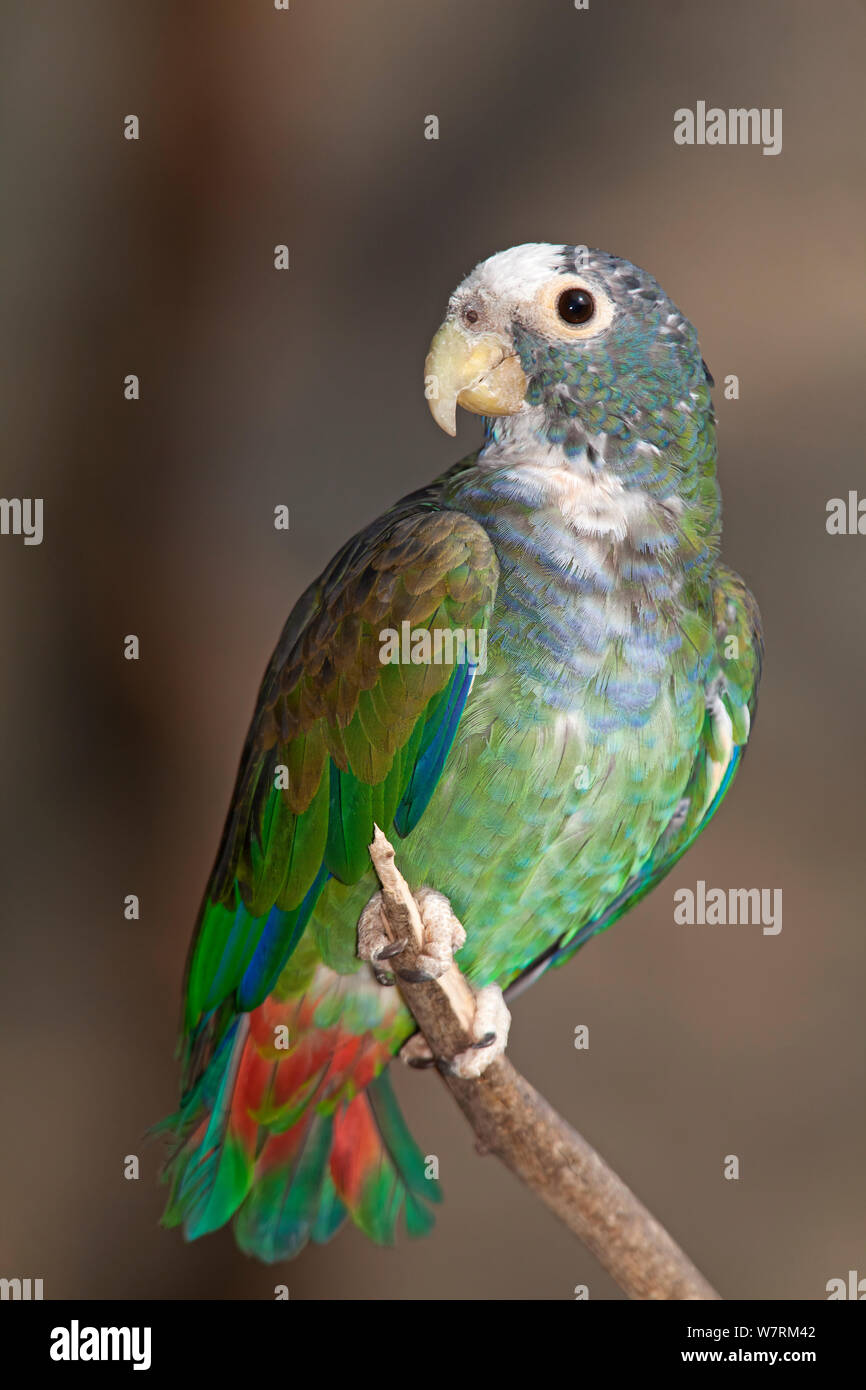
[557, 288, 595, 325]
[463, 307, 479, 325]
[534, 278, 612, 338]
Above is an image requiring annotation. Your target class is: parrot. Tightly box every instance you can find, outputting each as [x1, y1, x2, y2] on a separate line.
[159, 243, 762, 1261]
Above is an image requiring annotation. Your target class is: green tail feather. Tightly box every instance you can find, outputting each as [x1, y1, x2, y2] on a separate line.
[160, 1043, 441, 1262]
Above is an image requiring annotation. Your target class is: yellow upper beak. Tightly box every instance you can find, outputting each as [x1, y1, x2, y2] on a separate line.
[424, 321, 528, 435]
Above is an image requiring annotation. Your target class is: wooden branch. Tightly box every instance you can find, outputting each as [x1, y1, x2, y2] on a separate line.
[368, 826, 721, 1302]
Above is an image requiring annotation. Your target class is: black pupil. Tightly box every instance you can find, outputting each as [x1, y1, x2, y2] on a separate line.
[557, 288, 594, 325]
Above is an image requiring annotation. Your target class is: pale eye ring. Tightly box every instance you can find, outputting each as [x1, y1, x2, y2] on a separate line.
[556, 288, 595, 325]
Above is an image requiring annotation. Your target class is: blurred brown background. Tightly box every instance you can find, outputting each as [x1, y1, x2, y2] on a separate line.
[0, 0, 863, 1300]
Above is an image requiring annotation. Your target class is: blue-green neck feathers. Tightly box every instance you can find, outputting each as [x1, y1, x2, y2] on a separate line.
[439, 249, 723, 721]
[474, 246, 722, 568]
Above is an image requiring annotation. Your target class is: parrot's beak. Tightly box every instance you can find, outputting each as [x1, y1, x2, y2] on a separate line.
[424, 321, 528, 436]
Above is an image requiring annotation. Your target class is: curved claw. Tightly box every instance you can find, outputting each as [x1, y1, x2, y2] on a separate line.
[375, 938, 406, 961]
[445, 985, 511, 1080]
[406, 1052, 437, 1070]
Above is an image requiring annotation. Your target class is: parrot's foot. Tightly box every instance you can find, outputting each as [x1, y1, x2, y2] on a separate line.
[357, 886, 466, 985]
[399, 984, 511, 1080]
[447, 984, 511, 1079]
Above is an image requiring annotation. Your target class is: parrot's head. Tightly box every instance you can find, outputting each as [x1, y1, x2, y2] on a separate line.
[425, 243, 713, 484]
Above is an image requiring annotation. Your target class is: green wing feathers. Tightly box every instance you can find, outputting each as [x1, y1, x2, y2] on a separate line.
[161, 501, 495, 1256]
[183, 505, 497, 1073]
